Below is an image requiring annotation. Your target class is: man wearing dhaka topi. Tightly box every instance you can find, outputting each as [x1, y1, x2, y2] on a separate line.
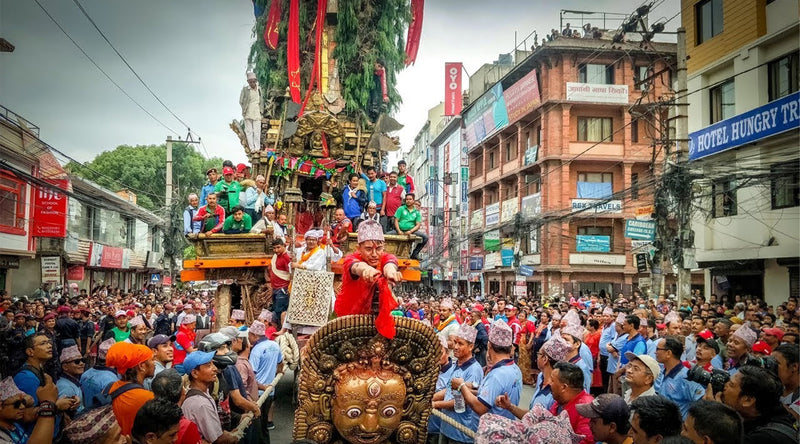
[334, 219, 404, 338]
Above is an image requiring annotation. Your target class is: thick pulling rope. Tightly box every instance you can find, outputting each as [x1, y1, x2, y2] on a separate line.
[231, 370, 285, 438]
[430, 408, 478, 439]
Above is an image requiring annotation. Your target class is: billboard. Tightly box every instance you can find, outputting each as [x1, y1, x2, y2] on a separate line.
[503, 69, 541, 124]
[32, 179, 69, 237]
[444, 63, 464, 116]
[576, 235, 611, 252]
[566, 82, 629, 104]
[464, 83, 509, 148]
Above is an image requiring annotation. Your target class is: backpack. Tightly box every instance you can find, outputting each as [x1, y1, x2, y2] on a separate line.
[102, 381, 144, 400]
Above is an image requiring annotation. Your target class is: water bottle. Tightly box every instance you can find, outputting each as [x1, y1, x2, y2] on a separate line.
[453, 386, 465, 413]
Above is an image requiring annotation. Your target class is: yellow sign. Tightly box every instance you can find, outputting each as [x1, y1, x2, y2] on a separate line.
[635, 205, 654, 220]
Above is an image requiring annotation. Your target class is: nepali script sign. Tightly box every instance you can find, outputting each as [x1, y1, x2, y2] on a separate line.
[689, 91, 800, 161]
[566, 82, 629, 104]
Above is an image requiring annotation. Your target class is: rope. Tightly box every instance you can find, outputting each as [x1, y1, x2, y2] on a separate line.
[430, 408, 477, 439]
[231, 370, 285, 438]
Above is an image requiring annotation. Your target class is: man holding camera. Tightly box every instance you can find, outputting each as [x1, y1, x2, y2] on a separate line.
[654, 335, 705, 419]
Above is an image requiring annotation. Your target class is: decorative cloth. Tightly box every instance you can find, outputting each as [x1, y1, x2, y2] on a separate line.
[489, 320, 513, 347]
[455, 323, 477, 344]
[476, 405, 584, 444]
[541, 335, 571, 362]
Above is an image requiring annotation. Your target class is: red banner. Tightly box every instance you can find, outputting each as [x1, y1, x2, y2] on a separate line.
[444, 62, 463, 116]
[404, 0, 424, 66]
[100, 246, 124, 269]
[263, 0, 282, 50]
[66, 265, 84, 281]
[287, 0, 301, 103]
[503, 68, 541, 124]
[32, 179, 69, 238]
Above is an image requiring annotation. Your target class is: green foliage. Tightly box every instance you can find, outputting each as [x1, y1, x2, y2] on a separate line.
[66, 144, 224, 212]
[249, 0, 411, 118]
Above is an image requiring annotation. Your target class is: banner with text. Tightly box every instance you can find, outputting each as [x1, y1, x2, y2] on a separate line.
[464, 83, 509, 148]
[576, 235, 611, 252]
[503, 69, 541, 124]
[32, 179, 69, 238]
[41, 256, 61, 285]
[444, 62, 463, 116]
[625, 219, 656, 240]
[566, 82, 629, 104]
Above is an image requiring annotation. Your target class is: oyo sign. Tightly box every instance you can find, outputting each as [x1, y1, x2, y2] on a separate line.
[444, 62, 463, 116]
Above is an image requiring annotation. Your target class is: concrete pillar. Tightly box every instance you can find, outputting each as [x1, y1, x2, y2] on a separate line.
[216, 284, 232, 330]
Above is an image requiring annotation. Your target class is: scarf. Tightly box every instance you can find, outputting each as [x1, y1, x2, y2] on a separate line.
[299, 246, 322, 264]
[436, 314, 456, 332]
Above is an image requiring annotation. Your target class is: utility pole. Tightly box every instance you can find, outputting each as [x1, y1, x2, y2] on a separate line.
[674, 27, 692, 302]
[165, 136, 174, 289]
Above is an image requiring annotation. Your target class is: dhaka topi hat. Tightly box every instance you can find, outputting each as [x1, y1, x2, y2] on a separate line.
[489, 320, 513, 347]
[440, 298, 454, 310]
[663, 311, 681, 325]
[356, 219, 384, 243]
[732, 322, 758, 348]
[563, 309, 581, 327]
[615, 312, 626, 324]
[602, 307, 613, 316]
[231, 309, 246, 321]
[60, 345, 82, 364]
[129, 316, 146, 328]
[181, 314, 196, 325]
[304, 229, 324, 239]
[455, 323, 478, 344]
[246, 71, 256, 80]
[98, 338, 116, 360]
[258, 309, 274, 323]
[249, 320, 267, 337]
[541, 335, 571, 362]
[0, 377, 25, 402]
[438, 335, 449, 351]
[561, 324, 584, 341]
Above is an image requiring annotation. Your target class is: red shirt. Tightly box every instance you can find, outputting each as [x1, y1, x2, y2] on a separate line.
[334, 252, 398, 316]
[331, 219, 353, 247]
[508, 316, 522, 345]
[193, 204, 225, 233]
[384, 184, 405, 216]
[173, 325, 196, 365]
[177, 417, 202, 444]
[269, 252, 291, 290]
[550, 391, 595, 444]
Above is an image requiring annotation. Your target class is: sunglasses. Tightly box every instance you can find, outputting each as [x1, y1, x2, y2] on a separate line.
[66, 359, 85, 365]
[2, 400, 25, 409]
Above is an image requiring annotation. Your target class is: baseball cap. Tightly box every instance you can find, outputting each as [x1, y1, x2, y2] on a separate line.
[114, 310, 128, 318]
[761, 327, 784, 341]
[576, 394, 630, 421]
[695, 330, 720, 353]
[624, 352, 661, 379]
[181, 350, 216, 374]
[222, 166, 235, 175]
[236, 163, 250, 173]
[147, 334, 175, 348]
[206, 168, 218, 175]
[752, 340, 772, 355]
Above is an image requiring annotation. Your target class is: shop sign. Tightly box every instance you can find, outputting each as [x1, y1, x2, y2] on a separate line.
[40, 256, 61, 285]
[468, 272, 481, 282]
[576, 235, 610, 253]
[444, 62, 463, 116]
[470, 209, 484, 230]
[484, 252, 500, 269]
[566, 82, 629, 104]
[501, 248, 514, 267]
[469, 256, 483, 271]
[689, 91, 800, 161]
[625, 219, 656, 240]
[163, 276, 172, 286]
[571, 199, 622, 214]
[66, 265, 84, 281]
[503, 69, 541, 124]
[518, 264, 534, 276]
[484, 229, 500, 251]
[514, 284, 527, 296]
[464, 83, 509, 148]
[100, 246, 124, 269]
[521, 193, 541, 218]
[32, 179, 69, 238]
[635, 205, 654, 220]
[0, 255, 20, 268]
[485, 202, 500, 226]
[500, 197, 518, 223]
[638, 277, 653, 288]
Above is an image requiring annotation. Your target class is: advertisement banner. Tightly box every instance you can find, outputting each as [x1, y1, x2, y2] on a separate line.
[470, 209, 484, 230]
[66, 265, 84, 281]
[500, 197, 518, 223]
[32, 179, 69, 238]
[464, 83, 509, 148]
[484, 229, 501, 251]
[625, 219, 656, 240]
[444, 62, 463, 116]
[485, 202, 500, 226]
[41, 256, 61, 285]
[503, 69, 541, 124]
[501, 248, 514, 267]
[689, 91, 800, 161]
[521, 193, 542, 218]
[576, 235, 611, 252]
[635, 205, 654, 220]
[484, 252, 500, 269]
[100, 246, 124, 269]
[571, 199, 622, 214]
[566, 82, 629, 104]
[469, 256, 484, 270]
[514, 284, 527, 296]
[518, 264, 534, 276]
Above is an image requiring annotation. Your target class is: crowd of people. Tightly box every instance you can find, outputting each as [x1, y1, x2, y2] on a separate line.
[396, 290, 800, 444]
[183, 158, 428, 260]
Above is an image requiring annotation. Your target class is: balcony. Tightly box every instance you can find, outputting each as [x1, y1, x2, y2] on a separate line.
[471, 174, 485, 189]
[485, 167, 501, 182]
[569, 254, 626, 266]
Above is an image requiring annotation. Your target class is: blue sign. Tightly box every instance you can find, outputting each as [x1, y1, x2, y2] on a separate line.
[624, 219, 656, 240]
[150, 273, 161, 283]
[501, 248, 514, 267]
[519, 264, 534, 276]
[689, 92, 800, 161]
[576, 235, 610, 252]
[469, 256, 484, 270]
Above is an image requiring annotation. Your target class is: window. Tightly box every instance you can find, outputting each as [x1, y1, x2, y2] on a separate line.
[768, 53, 799, 101]
[88, 207, 101, 241]
[0, 171, 26, 234]
[710, 80, 735, 123]
[634, 66, 651, 90]
[151, 226, 161, 252]
[579, 64, 613, 84]
[631, 119, 639, 143]
[696, 0, 723, 45]
[504, 142, 514, 161]
[488, 151, 496, 170]
[631, 173, 639, 200]
[577, 172, 612, 198]
[578, 172, 613, 183]
[522, 227, 540, 254]
[577, 117, 613, 142]
[772, 163, 799, 209]
[125, 217, 136, 249]
[712, 179, 737, 217]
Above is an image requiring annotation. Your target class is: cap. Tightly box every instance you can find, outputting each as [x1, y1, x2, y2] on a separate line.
[57, 305, 72, 314]
[236, 163, 249, 173]
[505, 305, 515, 311]
[129, 316, 146, 328]
[761, 327, 785, 341]
[440, 298, 454, 310]
[206, 167, 218, 175]
[230, 309, 246, 321]
[182, 350, 216, 373]
[576, 394, 630, 421]
[624, 352, 661, 379]
[237, 329, 249, 339]
[113, 310, 127, 318]
[147, 334, 175, 348]
[732, 323, 757, 348]
[106, 342, 154, 375]
[752, 340, 772, 355]
[541, 335, 571, 362]
[250, 320, 267, 336]
[471, 303, 484, 313]
[0, 377, 25, 402]
[696, 332, 720, 354]
[126, 310, 135, 318]
[489, 320, 513, 347]
[356, 219, 384, 243]
[257, 309, 274, 324]
[246, 71, 256, 80]
[98, 338, 116, 360]
[181, 314, 196, 325]
[562, 324, 584, 340]
[455, 323, 477, 343]
[222, 166, 235, 175]
[60, 345, 82, 364]
[304, 229, 324, 239]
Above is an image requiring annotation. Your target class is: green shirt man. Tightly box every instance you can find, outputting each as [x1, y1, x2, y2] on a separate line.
[214, 178, 241, 214]
[394, 194, 421, 233]
[222, 207, 252, 234]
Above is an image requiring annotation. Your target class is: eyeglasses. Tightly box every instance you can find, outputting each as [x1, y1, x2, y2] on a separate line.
[1, 400, 25, 409]
[656, 347, 669, 351]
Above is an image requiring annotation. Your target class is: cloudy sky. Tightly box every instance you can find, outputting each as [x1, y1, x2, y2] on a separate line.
[0, 0, 680, 166]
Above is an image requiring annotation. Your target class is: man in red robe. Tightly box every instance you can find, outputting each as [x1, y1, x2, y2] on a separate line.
[334, 219, 403, 338]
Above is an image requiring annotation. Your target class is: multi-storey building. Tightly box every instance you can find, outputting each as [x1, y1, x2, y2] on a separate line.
[683, 0, 799, 306]
[467, 36, 676, 300]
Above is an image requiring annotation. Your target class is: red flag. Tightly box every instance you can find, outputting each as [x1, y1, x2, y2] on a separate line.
[287, 0, 301, 103]
[444, 62, 463, 116]
[263, 0, 281, 50]
[299, 0, 328, 116]
[404, 0, 424, 66]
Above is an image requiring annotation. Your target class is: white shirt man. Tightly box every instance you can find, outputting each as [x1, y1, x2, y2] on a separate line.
[239, 72, 262, 153]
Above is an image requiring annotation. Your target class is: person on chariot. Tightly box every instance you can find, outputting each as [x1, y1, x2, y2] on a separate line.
[290, 229, 342, 272]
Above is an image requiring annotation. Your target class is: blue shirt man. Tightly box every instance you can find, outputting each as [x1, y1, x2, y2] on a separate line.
[606, 333, 628, 374]
[440, 357, 483, 443]
[476, 358, 522, 419]
[655, 336, 704, 418]
[429, 360, 453, 436]
[599, 318, 617, 358]
[248, 326, 283, 396]
[81, 364, 120, 409]
[199, 169, 218, 207]
[360, 169, 387, 209]
[529, 371, 555, 411]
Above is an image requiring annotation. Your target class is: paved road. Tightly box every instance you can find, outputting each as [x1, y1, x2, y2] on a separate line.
[265, 368, 536, 442]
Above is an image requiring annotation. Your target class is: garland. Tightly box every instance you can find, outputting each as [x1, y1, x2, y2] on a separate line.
[264, 151, 355, 179]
